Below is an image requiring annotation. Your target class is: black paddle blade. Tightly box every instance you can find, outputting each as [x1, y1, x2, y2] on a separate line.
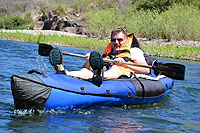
[153, 62, 185, 80]
[38, 43, 54, 56]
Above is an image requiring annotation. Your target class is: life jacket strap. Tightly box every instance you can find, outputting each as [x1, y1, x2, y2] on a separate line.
[102, 49, 130, 58]
[122, 57, 134, 63]
[128, 33, 141, 49]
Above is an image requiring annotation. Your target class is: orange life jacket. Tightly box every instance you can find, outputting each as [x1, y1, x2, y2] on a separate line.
[102, 33, 141, 73]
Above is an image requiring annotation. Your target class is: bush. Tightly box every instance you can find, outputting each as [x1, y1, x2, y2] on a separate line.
[0, 14, 33, 30]
[84, 3, 200, 41]
[84, 8, 125, 38]
[130, 0, 200, 12]
[71, 0, 119, 14]
[131, 0, 174, 13]
[159, 4, 200, 40]
[3, 16, 24, 29]
[56, 4, 68, 16]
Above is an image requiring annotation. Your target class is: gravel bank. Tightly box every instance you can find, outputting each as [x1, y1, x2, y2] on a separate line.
[0, 29, 86, 37]
[138, 38, 200, 47]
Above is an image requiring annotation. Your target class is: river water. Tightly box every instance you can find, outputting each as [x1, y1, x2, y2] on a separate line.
[0, 40, 199, 132]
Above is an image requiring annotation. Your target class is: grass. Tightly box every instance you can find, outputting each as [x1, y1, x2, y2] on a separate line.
[142, 45, 200, 61]
[1, 31, 199, 61]
[84, 4, 200, 41]
[0, 31, 109, 51]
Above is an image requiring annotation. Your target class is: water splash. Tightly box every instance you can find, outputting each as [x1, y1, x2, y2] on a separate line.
[36, 55, 49, 73]
[13, 108, 95, 116]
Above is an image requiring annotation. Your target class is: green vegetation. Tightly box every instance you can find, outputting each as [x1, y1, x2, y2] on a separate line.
[1, 32, 199, 61]
[56, 4, 68, 16]
[39, 2, 69, 17]
[71, 0, 118, 13]
[0, 13, 33, 30]
[84, 4, 200, 41]
[14, 3, 28, 12]
[142, 45, 200, 61]
[0, 32, 108, 51]
[130, 0, 200, 12]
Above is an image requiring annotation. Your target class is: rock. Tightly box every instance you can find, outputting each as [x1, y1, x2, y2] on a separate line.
[62, 27, 78, 33]
[77, 27, 88, 35]
[48, 10, 57, 20]
[42, 20, 51, 30]
[41, 10, 89, 35]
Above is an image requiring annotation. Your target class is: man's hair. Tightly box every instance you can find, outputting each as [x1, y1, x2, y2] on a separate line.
[111, 28, 127, 39]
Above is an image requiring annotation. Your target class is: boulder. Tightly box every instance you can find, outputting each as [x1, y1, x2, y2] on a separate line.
[41, 10, 88, 35]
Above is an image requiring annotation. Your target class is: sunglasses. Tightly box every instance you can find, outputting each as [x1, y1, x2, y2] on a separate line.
[111, 38, 124, 42]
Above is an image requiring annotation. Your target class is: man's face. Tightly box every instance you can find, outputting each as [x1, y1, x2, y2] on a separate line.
[111, 32, 126, 51]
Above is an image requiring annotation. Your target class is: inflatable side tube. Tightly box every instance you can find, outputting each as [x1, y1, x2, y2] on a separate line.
[11, 74, 51, 110]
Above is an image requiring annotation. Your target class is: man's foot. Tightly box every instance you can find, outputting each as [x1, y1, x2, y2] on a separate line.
[89, 51, 104, 87]
[49, 48, 66, 74]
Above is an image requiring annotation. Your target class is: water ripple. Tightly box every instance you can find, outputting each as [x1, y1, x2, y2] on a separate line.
[0, 40, 200, 132]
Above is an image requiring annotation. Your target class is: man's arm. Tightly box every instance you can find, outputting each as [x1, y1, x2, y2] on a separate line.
[129, 47, 150, 74]
[114, 48, 150, 74]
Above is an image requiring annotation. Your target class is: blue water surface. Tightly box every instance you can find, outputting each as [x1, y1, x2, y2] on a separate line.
[0, 40, 199, 132]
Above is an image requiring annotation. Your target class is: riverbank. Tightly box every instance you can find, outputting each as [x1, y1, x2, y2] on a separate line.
[1, 30, 200, 61]
[0, 30, 85, 37]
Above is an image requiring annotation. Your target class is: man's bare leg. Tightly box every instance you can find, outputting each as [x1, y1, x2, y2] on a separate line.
[104, 65, 123, 80]
[65, 68, 93, 79]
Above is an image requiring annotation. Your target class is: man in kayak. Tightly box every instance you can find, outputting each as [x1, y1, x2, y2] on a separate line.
[49, 28, 150, 86]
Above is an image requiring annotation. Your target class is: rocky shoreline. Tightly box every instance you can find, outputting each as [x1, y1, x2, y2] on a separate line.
[139, 38, 200, 47]
[1, 29, 200, 61]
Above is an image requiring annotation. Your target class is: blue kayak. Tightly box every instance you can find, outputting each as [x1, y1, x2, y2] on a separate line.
[11, 70, 173, 110]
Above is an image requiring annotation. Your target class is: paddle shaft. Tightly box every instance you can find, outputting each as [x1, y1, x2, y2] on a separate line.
[38, 43, 185, 80]
[62, 51, 152, 69]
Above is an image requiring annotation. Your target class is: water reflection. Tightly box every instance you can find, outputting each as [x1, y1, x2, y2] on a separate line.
[97, 115, 143, 132]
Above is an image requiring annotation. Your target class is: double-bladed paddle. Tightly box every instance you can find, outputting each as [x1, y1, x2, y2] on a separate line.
[38, 43, 185, 80]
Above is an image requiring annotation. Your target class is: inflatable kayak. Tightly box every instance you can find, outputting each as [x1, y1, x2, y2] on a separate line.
[11, 70, 173, 110]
